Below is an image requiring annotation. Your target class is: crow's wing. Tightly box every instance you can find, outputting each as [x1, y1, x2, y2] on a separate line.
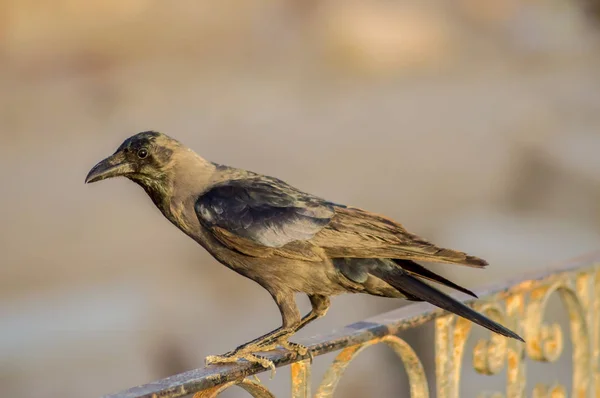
[195, 177, 334, 260]
[311, 206, 488, 267]
[195, 177, 487, 268]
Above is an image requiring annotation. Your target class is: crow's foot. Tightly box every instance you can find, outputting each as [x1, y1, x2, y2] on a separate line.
[205, 351, 276, 378]
[278, 340, 312, 362]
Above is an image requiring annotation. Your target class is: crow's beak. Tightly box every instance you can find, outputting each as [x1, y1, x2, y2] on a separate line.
[85, 152, 133, 184]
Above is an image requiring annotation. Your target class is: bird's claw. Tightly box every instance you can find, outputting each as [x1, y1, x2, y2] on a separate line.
[204, 336, 310, 379]
[256, 337, 313, 362]
[205, 352, 277, 378]
[279, 340, 312, 361]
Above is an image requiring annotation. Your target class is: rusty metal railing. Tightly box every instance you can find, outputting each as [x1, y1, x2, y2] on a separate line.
[103, 252, 600, 398]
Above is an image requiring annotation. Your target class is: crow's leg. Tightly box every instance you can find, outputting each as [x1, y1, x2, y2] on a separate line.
[205, 294, 330, 375]
[205, 290, 301, 375]
[258, 294, 330, 357]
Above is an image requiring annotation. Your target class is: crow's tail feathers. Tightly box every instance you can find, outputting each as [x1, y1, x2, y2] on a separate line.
[372, 268, 524, 342]
[394, 259, 478, 299]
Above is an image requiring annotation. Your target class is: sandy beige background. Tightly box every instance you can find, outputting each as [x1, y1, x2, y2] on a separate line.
[1, 1, 600, 397]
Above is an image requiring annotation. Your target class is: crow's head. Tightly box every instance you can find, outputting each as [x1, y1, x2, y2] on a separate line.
[85, 131, 181, 186]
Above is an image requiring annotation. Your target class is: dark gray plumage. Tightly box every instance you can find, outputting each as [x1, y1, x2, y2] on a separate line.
[85, 131, 523, 373]
[196, 178, 334, 247]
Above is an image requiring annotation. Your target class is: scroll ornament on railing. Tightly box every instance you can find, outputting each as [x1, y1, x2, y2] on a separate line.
[194, 333, 430, 398]
[436, 266, 598, 398]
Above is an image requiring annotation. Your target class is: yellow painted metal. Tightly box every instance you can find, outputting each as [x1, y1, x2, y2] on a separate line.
[436, 265, 598, 398]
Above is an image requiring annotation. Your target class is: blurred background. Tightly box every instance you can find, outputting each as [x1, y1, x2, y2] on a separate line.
[1, 0, 600, 397]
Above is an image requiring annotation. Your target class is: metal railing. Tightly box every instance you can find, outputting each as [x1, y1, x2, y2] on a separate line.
[103, 252, 600, 398]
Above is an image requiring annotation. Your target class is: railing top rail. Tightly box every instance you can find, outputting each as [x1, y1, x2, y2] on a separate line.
[103, 251, 600, 398]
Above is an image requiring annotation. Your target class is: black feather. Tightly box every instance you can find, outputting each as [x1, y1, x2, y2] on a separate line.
[371, 268, 524, 341]
[395, 259, 478, 298]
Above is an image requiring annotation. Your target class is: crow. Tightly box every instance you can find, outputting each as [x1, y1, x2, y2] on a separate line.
[85, 131, 523, 372]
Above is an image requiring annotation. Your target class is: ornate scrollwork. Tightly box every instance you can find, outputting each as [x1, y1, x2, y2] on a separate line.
[524, 284, 566, 362]
[472, 304, 508, 375]
[314, 335, 429, 398]
[435, 300, 514, 398]
[524, 279, 592, 397]
[436, 266, 599, 398]
[193, 378, 276, 398]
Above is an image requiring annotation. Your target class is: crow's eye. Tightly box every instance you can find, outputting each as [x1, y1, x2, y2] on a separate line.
[137, 148, 148, 159]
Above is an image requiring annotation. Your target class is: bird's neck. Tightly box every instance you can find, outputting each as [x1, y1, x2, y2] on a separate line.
[154, 150, 220, 233]
[168, 149, 220, 199]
